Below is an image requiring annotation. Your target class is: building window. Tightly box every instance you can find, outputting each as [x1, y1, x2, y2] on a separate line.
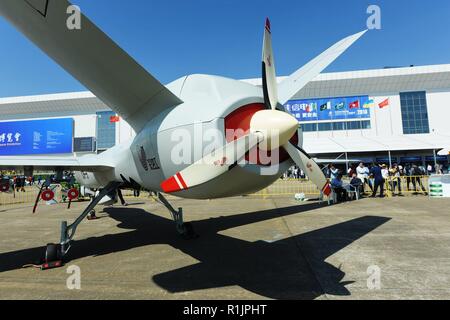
[301, 121, 371, 132]
[97, 111, 116, 150]
[302, 123, 317, 132]
[318, 123, 332, 131]
[400, 91, 430, 134]
[332, 122, 346, 131]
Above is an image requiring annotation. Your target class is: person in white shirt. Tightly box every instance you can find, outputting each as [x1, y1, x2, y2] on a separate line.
[357, 162, 373, 193]
[381, 164, 389, 180]
[330, 164, 340, 180]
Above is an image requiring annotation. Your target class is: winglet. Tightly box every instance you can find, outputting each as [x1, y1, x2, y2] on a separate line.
[265, 18, 271, 33]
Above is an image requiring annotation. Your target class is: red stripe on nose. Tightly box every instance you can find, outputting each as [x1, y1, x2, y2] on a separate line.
[161, 176, 181, 193]
[176, 173, 188, 189]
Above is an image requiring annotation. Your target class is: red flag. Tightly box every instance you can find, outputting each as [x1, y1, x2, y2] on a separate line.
[110, 115, 120, 123]
[349, 100, 359, 109]
[379, 99, 389, 109]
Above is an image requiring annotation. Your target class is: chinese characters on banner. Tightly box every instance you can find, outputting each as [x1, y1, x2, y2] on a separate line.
[284, 95, 372, 122]
[0, 118, 73, 155]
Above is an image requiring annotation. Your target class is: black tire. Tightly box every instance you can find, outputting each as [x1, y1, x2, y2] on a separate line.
[45, 243, 60, 262]
[87, 210, 96, 220]
[181, 222, 199, 240]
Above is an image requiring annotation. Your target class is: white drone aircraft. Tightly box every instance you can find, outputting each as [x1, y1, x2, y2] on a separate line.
[0, 0, 366, 266]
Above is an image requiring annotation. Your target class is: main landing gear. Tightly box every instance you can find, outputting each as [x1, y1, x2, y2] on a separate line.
[42, 182, 122, 269]
[39, 184, 197, 270]
[156, 192, 198, 240]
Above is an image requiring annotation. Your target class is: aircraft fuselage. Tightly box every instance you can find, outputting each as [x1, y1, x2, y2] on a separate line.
[75, 74, 297, 199]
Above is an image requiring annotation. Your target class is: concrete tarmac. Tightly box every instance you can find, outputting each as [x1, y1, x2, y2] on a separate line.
[0, 195, 450, 300]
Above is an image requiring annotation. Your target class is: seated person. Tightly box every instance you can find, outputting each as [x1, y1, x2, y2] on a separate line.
[331, 174, 348, 202]
[349, 173, 363, 199]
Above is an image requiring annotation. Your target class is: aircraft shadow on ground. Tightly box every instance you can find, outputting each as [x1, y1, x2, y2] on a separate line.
[0, 202, 390, 300]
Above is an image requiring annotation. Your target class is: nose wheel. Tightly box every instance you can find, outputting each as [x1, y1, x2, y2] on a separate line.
[178, 222, 199, 240]
[87, 209, 98, 220]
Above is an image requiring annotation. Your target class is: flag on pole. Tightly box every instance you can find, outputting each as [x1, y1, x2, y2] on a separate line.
[379, 98, 390, 109]
[320, 102, 331, 111]
[349, 100, 360, 109]
[335, 102, 345, 111]
[110, 115, 120, 123]
[363, 99, 375, 108]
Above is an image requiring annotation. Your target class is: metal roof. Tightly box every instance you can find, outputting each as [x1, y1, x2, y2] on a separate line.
[0, 92, 109, 120]
[303, 133, 450, 155]
[242, 64, 450, 99]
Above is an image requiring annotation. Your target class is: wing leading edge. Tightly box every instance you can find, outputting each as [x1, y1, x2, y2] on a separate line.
[0, 156, 114, 172]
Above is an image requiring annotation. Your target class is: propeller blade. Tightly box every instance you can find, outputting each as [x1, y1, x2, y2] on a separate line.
[262, 18, 279, 110]
[284, 142, 332, 196]
[161, 133, 263, 193]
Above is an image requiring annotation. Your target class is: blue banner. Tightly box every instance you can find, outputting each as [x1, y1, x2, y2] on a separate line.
[284, 95, 372, 122]
[0, 118, 73, 155]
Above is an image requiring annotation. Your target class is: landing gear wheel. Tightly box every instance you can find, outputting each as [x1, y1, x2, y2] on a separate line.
[45, 243, 60, 262]
[180, 222, 199, 240]
[87, 209, 97, 221]
[41, 243, 63, 269]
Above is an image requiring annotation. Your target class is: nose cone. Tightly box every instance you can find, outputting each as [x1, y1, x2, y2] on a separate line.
[250, 110, 299, 150]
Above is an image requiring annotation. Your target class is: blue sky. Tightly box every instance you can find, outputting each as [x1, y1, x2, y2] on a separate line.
[0, 0, 449, 97]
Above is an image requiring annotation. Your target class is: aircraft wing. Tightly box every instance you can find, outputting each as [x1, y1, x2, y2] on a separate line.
[0, 0, 183, 132]
[0, 156, 114, 172]
[277, 30, 367, 104]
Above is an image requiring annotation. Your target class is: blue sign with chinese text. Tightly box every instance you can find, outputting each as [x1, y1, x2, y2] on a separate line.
[284, 95, 372, 122]
[0, 118, 73, 155]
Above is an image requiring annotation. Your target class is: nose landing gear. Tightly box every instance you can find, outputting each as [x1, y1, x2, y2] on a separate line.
[156, 192, 199, 240]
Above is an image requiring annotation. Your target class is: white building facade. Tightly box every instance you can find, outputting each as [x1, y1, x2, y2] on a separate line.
[0, 64, 449, 167]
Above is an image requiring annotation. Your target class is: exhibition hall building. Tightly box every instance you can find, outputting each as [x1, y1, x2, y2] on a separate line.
[1, 64, 449, 168]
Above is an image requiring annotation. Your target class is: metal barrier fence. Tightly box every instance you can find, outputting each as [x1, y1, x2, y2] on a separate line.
[0, 185, 65, 210]
[0, 176, 433, 209]
[251, 179, 322, 198]
[251, 176, 431, 198]
[383, 176, 429, 197]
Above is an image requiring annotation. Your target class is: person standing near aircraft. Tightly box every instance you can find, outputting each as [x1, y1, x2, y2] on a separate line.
[357, 162, 373, 194]
[117, 189, 128, 207]
[370, 164, 385, 198]
[412, 165, 427, 194]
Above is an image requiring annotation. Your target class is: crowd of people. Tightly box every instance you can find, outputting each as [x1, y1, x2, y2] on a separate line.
[0, 172, 77, 193]
[328, 162, 436, 201]
[283, 160, 448, 202]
